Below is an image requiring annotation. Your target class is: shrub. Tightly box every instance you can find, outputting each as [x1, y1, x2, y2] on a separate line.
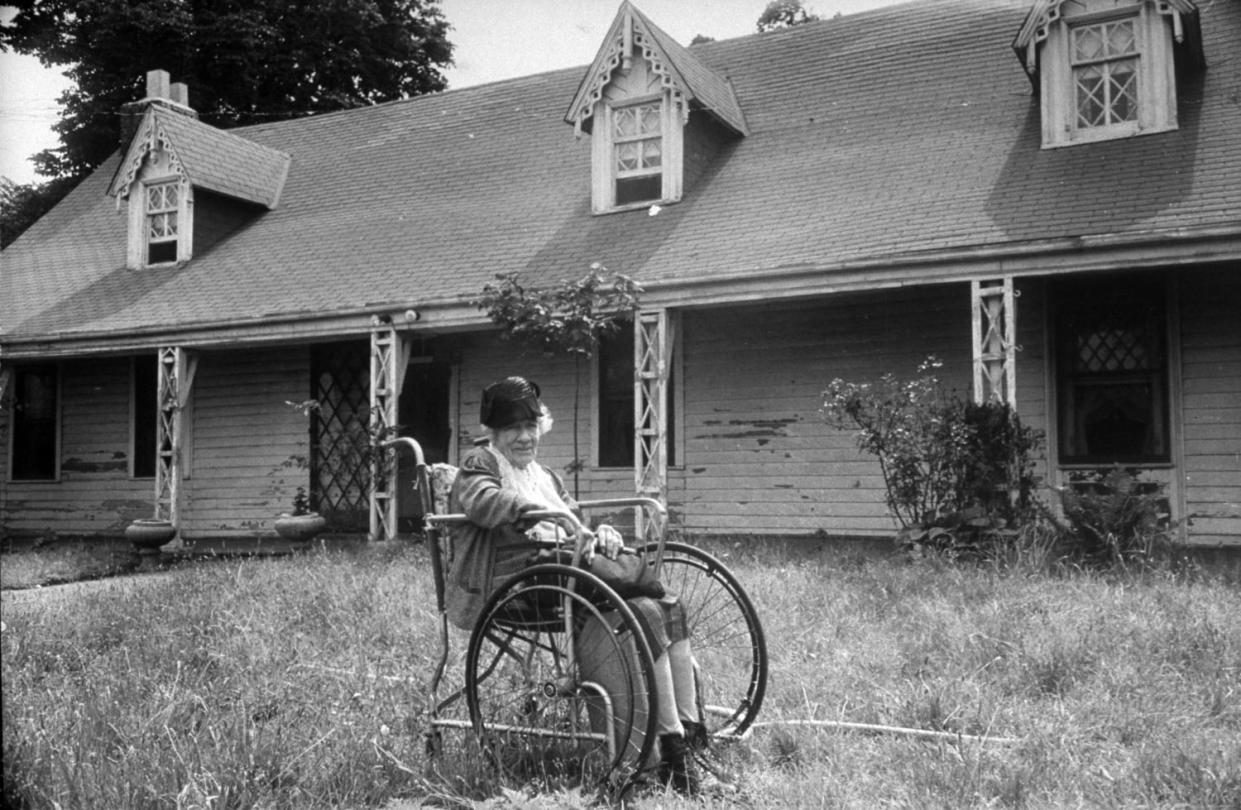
[1053, 466, 1175, 567]
[822, 357, 1042, 557]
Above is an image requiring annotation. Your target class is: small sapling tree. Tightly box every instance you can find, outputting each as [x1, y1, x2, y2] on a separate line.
[477, 264, 643, 496]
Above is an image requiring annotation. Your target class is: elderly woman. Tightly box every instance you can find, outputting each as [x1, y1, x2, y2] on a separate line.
[445, 376, 705, 794]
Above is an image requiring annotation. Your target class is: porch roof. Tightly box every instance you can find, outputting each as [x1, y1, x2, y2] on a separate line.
[3, 0, 1240, 354]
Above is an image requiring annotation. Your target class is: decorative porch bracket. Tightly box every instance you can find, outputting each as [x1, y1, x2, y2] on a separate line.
[634, 309, 674, 541]
[971, 278, 1017, 406]
[369, 322, 410, 541]
[154, 347, 198, 526]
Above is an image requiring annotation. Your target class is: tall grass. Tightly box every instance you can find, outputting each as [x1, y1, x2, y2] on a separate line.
[3, 540, 1239, 808]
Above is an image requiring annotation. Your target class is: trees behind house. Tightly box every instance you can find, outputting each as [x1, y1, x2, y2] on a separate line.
[0, 0, 454, 246]
[757, 0, 821, 32]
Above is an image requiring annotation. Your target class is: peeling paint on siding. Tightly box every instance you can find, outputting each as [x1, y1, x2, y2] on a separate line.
[694, 417, 800, 440]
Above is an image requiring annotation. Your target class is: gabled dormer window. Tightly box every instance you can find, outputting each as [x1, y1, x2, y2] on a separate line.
[110, 70, 289, 269]
[588, 51, 686, 214]
[1015, 0, 1203, 149]
[126, 168, 192, 268]
[567, 3, 747, 215]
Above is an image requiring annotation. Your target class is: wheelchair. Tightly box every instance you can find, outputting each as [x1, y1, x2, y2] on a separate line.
[384, 437, 767, 791]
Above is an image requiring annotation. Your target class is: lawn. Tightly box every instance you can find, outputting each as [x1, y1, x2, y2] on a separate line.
[2, 539, 1239, 809]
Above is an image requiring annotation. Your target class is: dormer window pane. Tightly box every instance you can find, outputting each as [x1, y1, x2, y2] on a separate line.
[613, 102, 661, 174]
[145, 180, 180, 264]
[1071, 18, 1140, 130]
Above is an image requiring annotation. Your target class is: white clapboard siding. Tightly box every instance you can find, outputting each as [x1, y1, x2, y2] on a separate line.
[178, 347, 309, 537]
[1179, 269, 1241, 545]
[1, 357, 153, 536]
[674, 285, 976, 536]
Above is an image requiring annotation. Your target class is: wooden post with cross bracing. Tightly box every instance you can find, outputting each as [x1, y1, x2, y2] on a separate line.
[370, 322, 409, 541]
[154, 347, 197, 530]
[971, 278, 1017, 406]
[634, 309, 674, 541]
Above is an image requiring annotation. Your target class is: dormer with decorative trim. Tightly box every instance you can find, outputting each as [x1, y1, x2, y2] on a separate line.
[108, 70, 291, 269]
[567, 2, 747, 214]
[1014, 0, 1205, 149]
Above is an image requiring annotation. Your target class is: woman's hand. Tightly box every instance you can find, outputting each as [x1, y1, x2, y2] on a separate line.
[594, 524, 624, 560]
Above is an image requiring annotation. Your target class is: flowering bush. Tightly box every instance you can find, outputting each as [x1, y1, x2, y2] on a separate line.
[822, 357, 1041, 554]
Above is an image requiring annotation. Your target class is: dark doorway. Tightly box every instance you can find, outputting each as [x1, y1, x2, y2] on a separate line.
[397, 356, 452, 533]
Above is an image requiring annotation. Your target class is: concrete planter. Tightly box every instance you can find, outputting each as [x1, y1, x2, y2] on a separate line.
[125, 518, 176, 554]
[273, 513, 327, 543]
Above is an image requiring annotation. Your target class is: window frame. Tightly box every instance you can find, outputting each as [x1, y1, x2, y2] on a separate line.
[131, 356, 158, 479]
[1069, 14, 1141, 135]
[8, 363, 61, 482]
[127, 174, 193, 268]
[1051, 275, 1172, 467]
[591, 91, 684, 214]
[593, 317, 682, 470]
[1038, 2, 1179, 148]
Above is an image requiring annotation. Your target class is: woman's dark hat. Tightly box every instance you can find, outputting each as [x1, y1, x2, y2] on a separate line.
[480, 377, 542, 428]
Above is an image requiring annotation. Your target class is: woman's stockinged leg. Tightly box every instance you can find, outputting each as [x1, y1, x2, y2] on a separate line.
[652, 653, 685, 736]
[663, 598, 701, 727]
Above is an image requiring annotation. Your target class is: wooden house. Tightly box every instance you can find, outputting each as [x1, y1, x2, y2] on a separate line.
[2, 0, 1238, 546]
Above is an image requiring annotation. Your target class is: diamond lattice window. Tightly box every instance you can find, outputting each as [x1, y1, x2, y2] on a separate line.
[311, 342, 372, 531]
[1071, 18, 1139, 130]
[613, 103, 663, 206]
[1056, 278, 1168, 464]
[145, 181, 180, 264]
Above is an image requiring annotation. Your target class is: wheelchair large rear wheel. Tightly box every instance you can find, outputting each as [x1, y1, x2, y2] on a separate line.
[644, 541, 768, 738]
[465, 564, 658, 790]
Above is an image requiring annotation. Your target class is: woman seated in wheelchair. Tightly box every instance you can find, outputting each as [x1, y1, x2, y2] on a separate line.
[445, 376, 706, 794]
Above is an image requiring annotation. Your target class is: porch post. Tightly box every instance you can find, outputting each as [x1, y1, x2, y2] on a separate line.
[971, 278, 1017, 407]
[634, 309, 673, 541]
[154, 347, 198, 533]
[369, 322, 408, 541]
[0, 363, 11, 404]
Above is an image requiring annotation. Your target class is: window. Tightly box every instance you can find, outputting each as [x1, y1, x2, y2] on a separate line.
[1055, 277, 1168, 464]
[594, 96, 681, 213]
[133, 357, 158, 478]
[1034, 1, 1181, 148]
[613, 102, 663, 206]
[1071, 17, 1139, 131]
[598, 321, 676, 468]
[10, 364, 58, 480]
[145, 180, 180, 264]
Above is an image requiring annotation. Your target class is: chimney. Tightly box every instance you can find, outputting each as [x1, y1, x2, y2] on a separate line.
[119, 69, 198, 149]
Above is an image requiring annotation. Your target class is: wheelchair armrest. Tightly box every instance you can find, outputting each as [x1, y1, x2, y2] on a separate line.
[577, 497, 666, 520]
[576, 497, 667, 572]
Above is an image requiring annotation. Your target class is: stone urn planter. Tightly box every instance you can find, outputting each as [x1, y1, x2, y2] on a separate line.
[126, 518, 176, 554]
[273, 487, 326, 545]
[273, 512, 327, 543]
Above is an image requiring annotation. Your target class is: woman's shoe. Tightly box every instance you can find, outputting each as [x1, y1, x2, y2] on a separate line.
[657, 733, 700, 795]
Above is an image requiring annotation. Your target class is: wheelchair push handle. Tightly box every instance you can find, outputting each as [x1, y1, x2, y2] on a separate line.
[381, 436, 426, 467]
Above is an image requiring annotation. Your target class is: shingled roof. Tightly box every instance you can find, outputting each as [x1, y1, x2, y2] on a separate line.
[108, 105, 291, 208]
[3, 0, 1239, 352]
[565, 1, 748, 135]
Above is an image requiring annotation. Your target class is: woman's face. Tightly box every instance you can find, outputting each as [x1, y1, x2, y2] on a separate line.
[492, 419, 540, 468]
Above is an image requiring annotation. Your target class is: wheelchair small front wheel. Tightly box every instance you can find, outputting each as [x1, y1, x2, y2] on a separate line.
[464, 564, 658, 790]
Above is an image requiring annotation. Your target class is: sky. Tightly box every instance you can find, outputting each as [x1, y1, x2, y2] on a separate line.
[0, 0, 904, 185]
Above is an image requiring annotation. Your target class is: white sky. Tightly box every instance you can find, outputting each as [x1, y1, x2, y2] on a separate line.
[0, 0, 902, 184]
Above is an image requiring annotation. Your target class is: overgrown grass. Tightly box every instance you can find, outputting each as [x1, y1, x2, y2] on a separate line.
[2, 539, 1239, 808]
[0, 538, 144, 590]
